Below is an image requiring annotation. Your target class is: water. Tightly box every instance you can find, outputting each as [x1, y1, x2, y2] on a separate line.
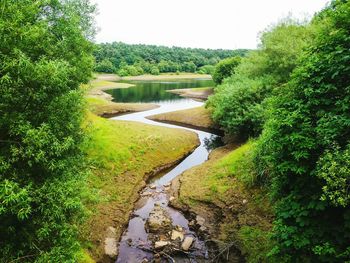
[106, 78, 214, 103]
[110, 78, 222, 262]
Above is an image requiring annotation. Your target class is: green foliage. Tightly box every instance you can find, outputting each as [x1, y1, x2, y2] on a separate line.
[198, 65, 215, 75]
[255, 1, 350, 261]
[117, 65, 144, 76]
[0, 0, 95, 261]
[316, 145, 350, 207]
[94, 59, 116, 73]
[150, 66, 160, 75]
[182, 61, 197, 72]
[208, 75, 275, 139]
[93, 42, 249, 75]
[208, 19, 312, 139]
[212, 56, 241, 85]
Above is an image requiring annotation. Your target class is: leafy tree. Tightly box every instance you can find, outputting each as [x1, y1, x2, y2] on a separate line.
[117, 65, 143, 76]
[208, 75, 275, 139]
[198, 65, 215, 74]
[150, 66, 160, 75]
[208, 20, 312, 139]
[181, 61, 197, 72]
[255, 1, 350, 260]
[94, 59, 115, 73]
[0, 0, 95, 261]
[212, 56, 241, 85]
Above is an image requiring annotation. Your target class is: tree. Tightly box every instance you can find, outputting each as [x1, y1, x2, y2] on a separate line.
[150, 66, 160, 75]
[208, 20, 312, 139]
[212, 56, 241, 84]
[198, 65, 215, 74]
[181, 61, 197, 72]
[0, 0, 95, 261]
[95, 59, 116, 73]
[255, 1, 350, 260]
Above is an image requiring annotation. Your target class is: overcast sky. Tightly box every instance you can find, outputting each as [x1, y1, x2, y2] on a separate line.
[91, 0, 329, 50]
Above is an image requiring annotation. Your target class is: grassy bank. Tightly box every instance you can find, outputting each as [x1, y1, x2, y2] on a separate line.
[86, 97, 158, 118]
[81, 113, 199, 262]
[171, 142, 273, 262]
[148, 106, 221, 134]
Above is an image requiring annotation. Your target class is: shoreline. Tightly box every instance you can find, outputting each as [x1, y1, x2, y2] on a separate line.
[167, 87, 213, 100]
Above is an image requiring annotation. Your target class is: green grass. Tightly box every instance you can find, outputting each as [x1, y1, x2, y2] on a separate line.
[177, 142, 274, 262]
[86, 96, 157, 117]
[81, 112, 199, 260]
[214, 141, 257, 187]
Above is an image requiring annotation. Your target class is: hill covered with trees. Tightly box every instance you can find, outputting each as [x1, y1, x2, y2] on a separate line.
[93, 42, 248, 76]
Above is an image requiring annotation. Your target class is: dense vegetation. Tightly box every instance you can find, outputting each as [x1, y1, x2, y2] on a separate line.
[212, 56, 242, 85]
[93, 42, 248, 76]
[1, 0, 348, 261]
[209, 0, 350, 261]
[208, 19, 313, 139]
[0, 0, 95, 261]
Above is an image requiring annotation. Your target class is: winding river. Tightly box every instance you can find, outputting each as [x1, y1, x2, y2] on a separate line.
[108, 78, 222, 262]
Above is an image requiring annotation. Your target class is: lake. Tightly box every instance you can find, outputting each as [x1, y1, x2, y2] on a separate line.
[105, 78, 214, 103]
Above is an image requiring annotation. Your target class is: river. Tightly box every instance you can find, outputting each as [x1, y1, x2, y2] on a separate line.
[108, 78, 222, 262]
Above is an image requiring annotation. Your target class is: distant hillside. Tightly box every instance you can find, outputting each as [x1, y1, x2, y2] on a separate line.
[93, 42, 249, 76]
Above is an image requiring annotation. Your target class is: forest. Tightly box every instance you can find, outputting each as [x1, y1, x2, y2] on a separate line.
[93, 42, 248, 75]
[1, 0, 349, 262]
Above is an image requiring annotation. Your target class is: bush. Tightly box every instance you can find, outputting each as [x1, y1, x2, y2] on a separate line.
[208, 19, 312, 139]
[255, 1, 350, 260]
[212, 56, 241, 85]
[208, 75, 275, 139]
[198, 65, 215, 74]
[150, 66, 160, 75]
[0, 0, 95, 261]
[117, 65, 144, 76]
[94, 59, 116, 73]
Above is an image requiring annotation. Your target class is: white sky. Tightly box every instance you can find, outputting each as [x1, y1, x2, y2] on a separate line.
[91, 0, 329, 49]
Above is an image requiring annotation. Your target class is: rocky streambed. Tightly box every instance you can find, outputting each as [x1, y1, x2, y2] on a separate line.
[115, 180, 213, 263]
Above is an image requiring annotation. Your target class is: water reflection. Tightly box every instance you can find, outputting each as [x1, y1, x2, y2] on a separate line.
[204, 135, 224, 151]
[106, 79, 214, 103]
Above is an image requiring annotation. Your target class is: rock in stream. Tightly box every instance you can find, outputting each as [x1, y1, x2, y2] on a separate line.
[146, 203, 172, 233]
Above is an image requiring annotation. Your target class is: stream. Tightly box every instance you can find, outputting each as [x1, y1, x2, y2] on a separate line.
[109, 78, 222, 262]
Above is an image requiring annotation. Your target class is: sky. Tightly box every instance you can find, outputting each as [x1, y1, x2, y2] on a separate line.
[91, 0, 329, 50]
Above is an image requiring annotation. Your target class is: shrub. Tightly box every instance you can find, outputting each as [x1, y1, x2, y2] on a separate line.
[255, 1, 350, 260]
[212, 56, 241, 85]
[198, 65, 215, 74]
[208, 75, 275, 139]
[208, 19, 312, 139]
[150, 66, 160, 75]
[0, 0, 95, 261]
[94, 59, 116, 73]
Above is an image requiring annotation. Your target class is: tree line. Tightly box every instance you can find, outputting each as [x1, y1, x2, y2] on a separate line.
[94, 42, 248, 76]
[208, 0, 350, 261]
